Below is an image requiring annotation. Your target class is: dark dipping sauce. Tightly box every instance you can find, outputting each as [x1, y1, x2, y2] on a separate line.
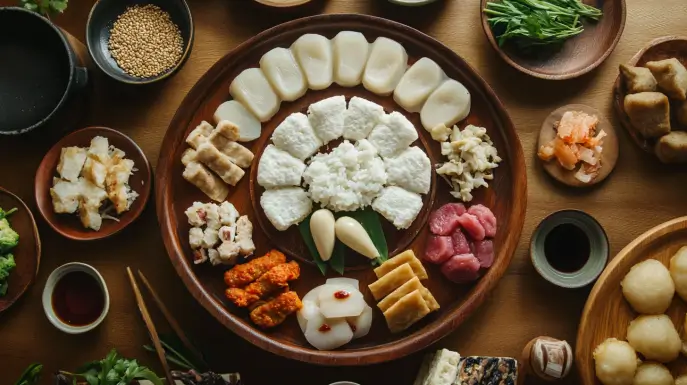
[544, 223, 590, 273]
[52, 271, 105, 326]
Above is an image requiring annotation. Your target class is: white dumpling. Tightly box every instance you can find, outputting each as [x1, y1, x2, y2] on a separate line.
[670, 246, 687, 302]
[394, 57, 445, 112]
[259, 47, 307, 102]
[363, 37, 408, 96]
[291, 34, 333, 90]
[627, 315, 681, 363]
[229, 68, 281, 123]
[621, 259, 675, 314]
[593, 338, 637, 385]
[347, 304, 373, 339]
[332, 31, 370, 87]
[633, 362, 673, 385]
[213, 100, 262, 142]
[304, 313, 354, 351]
[420, 79, 471, 132]
[318, 284, 365, 319]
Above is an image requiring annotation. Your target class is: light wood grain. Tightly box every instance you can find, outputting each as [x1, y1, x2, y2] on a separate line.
[1, 0, 687, 384]
[576, 217, 687, 384]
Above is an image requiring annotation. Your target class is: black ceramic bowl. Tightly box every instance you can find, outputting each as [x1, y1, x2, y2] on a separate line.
[86, 0, 194, 84]
[0, 7, 88, 136]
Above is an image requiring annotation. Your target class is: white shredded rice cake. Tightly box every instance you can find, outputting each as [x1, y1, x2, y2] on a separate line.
[271, 112, 322, 161]
[384, 146, 432, 194]
[257, 144, 306, 188]
[260, 187, 312, 231]
[307, 95, 347, 144]
[367, 111, 419, 158]
[372, 186, 423, 229]
[343, 96, 385, 141]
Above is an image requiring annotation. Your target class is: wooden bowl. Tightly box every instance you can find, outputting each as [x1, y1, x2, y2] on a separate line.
[613, 36, 687, 154]
[0, 187, 41, 313]
[35, 126, 152, 241]
[576, 216, 687, 384]
[86, 0, 194, 85]
[156, 14, 527, 365]
[480, 0, 626, 80]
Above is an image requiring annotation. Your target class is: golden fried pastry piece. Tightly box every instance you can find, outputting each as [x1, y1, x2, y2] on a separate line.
[624, 92, 671, 139]
[383, 289, 431, 333]
[374, 250, 428, 280]
[368, 263, 416, 301]
[620, 64, 657, 94]
[656, 132, 687, 164]
[377, 277, 439, 313]
[250, 291, 303, 328]
[646, 58, 687, 100]
[224, 250, 286, 288]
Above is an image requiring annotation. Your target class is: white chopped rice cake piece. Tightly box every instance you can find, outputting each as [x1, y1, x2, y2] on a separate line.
[217, 242, 241, 265]
[57, 147, 87, 182]
[50, 178, 81, 214]
[384, 146, 431, 194]
[192, 249, 208, 265]
[208, 135, 254, 169]
[343, 97, 385, 141]
[307, 95, 346, 144]
[422, 349, 461, 385]
[105, 158, 135, 214]
[186, 121, 213, 149]
[257, 144, 306, 188]
[260, 187, 312, 231]
[368, 112, 419, 158]
[218, 225, 236, 243]
[81, 158, 107, 188]
[189, 227, 204, 249]
[372, 186, 423, 229]
[79, 177, 108, 207]
[185, 202, 207, 226]
[235, 215, 255, 255]
[195, 142, 245, 186]
[203, 203, 221, 230]
[271, 112, 322, 161]
[219, 202, 239, 226]
[202, 227, 219, 248]
[88, 136, 110, 164]
[181, 148, 197, 166]
[78, 200, 103, 231]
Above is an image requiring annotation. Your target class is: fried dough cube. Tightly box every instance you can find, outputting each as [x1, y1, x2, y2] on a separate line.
[624, 92, 671, 138]
[646, 58, 687, 100]
[620, 64, 657, 94]
[656, 131, 687, 164]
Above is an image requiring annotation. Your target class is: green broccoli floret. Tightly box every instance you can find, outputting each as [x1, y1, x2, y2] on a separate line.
[0, 218, 19, 253]
[0, 207, 17, 220]
[0, 253, 16, 281]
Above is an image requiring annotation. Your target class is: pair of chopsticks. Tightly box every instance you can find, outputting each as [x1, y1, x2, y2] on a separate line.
[126, 267, 208, 384]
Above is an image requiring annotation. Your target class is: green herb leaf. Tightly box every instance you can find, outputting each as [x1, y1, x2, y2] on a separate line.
[329, 240, 346, 275]
[84, 372, 98, 385]
[349, 208, 389, 264]
[14, 363, 42, 385]
[133, 369, 164, 385]
[298, 214, 327, 275]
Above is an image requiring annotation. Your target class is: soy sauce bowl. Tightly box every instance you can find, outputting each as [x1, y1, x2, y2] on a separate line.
[42, 262, 110, 334]
[530, 210, 609, 289]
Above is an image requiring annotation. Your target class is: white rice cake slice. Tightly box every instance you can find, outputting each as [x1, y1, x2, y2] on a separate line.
[420, 79, 471, 132]
[213, 100, 262, 142]
[257, 144, 306, 188]
[259, 47, 307, 102]
[422, 349, 461, 385]
[394, 57, 445, 112]
[384, 146, 431, 194]
[363, 37, 408, 96]
[343, 96, 385, 141]
[307, 95, 346, 144]
[372, 186, 423, 230]
[229, 68, 281, 123]
[367, 111, 419, 158]
[332, 31, 370, 87]
[291, 34, 334, 90]
[260, 187, 312, 231]
[271, 112, 322, 161]
[57, 147, 87, 182]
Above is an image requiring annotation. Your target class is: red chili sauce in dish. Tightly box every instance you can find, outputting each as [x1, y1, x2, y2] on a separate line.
[51, 271, 105, 326]
[334, 290, 350, 299]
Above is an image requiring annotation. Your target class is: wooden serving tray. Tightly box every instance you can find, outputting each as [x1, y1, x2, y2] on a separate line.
[155, 14, 527, 365]
[576, 217, 687, 384]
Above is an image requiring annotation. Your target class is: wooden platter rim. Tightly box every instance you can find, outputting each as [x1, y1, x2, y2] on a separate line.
[479, 0, 627, 80]
[575, 216, 687, 384]
[155, 13, 527, 365]
[612, 35, 687, 154]
[0, 187, 42, 313]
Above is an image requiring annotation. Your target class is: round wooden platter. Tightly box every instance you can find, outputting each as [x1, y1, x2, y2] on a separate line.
[480, 0, 626, 80]
[0, 187, 41, 313]
[612, 36, 687, 155]
[576, 217, 687, 384]
[156, 14, 527, 365]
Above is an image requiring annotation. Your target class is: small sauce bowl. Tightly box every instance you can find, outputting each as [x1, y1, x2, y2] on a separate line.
[42, 262, 110, 334]
[530, 210, 609, 288]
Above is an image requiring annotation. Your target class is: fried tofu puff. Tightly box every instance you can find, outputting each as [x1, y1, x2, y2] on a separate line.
[225, 261, 300, 307]
[223, 250, 286, 288]
[250, 291, 303, 328]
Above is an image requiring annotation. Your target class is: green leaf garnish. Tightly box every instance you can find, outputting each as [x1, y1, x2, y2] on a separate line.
[18, 0, 68, 17]
[329, 241, 345, 275]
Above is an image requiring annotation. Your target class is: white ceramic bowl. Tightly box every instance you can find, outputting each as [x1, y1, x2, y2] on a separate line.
[42, 262, 110, 334]
[388, 0, 439, 6]
[329, 382, 361, 385]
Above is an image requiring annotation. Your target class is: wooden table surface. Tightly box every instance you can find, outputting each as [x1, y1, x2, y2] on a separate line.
[2, 0, 687, 384]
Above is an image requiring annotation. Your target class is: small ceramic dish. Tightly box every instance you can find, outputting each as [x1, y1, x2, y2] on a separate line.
[0, 187, 41, 313]
[530, 210, 609, 288]
[329, 382, 361, 385]
[253, 0, 313, 7]
[538, 104, 619, 187]
[35, 126, 152, 241]
[86, 0, 194, 85]
[480, 0, 626, 80]
[388, 0, 439, 6]
[42, 262, 110, 334]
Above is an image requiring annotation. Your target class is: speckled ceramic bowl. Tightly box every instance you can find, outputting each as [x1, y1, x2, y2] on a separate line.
[530, 210, 609, 288]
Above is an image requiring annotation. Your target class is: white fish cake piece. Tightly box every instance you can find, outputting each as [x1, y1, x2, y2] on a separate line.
[260, 187, 312, 231]
[88, 136, 110, 164]
[79, 176, 108, 206]
[332, 31, 370, 87]
[372, 186, 423, 229]
[186, 121, 213, 149]
[219, 201, 239, 226]
[195, 142, 245, 186]
[185, 201, 207, 226]
[81, 158, 107, 188]
[291, 34, 334, 90]
[202, 227, 219, 248]
[363, 37, 408, 96]
[182, 161, 230, 202]
[213, 101, 262, 142]
[260, 47, 307, 101]
[229, 68, 281, 123]
[189, 227, 204, 249]
[343, 96, 385, 141]
[235, 215, 255, 255]
[50, 178, 81, 214]
[367, 111, 419, 158]
[394, 57, 445, 112]
[57, 147, 87, 182]
[421, 79, 471, 132]
[384, 146, 431, 194]
[308, 95, 346, 144]
[271, 112, 322, 160]
[257, 144, 306, 188]
[79, 200, 103, 231]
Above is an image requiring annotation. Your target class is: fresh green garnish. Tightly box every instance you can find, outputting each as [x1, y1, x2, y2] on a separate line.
[483, 0, 602, 49]
[18, 0, 68, 18]
[143, 333, 210, 373]
[0, 254, 16, 296]
[0, 218, 19, 254]
[329, 241, 346, 275]
[14, 363, 42, 385]
[0, 207, 17, 220]
[61, 349, 163, 385]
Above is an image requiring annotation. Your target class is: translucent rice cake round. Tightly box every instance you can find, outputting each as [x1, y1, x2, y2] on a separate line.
[260, 187, 313, 231]
[257, 144, 306, 188]
[384, 146, 431, 194]
[271, 112, 322, 161]
[371, 186, 423, 229]
[367, 111, 419, 158]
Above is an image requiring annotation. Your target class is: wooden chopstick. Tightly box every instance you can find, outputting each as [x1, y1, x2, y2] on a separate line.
[137, 269, 208, 368]
[126, 267, 176, 385]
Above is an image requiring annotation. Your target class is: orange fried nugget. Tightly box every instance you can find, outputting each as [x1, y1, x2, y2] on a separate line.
[225, 287, 259, 308]
[224, 249, 286, 288]
[225, 261, 300, 308]
[249, 291, 302, 328]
